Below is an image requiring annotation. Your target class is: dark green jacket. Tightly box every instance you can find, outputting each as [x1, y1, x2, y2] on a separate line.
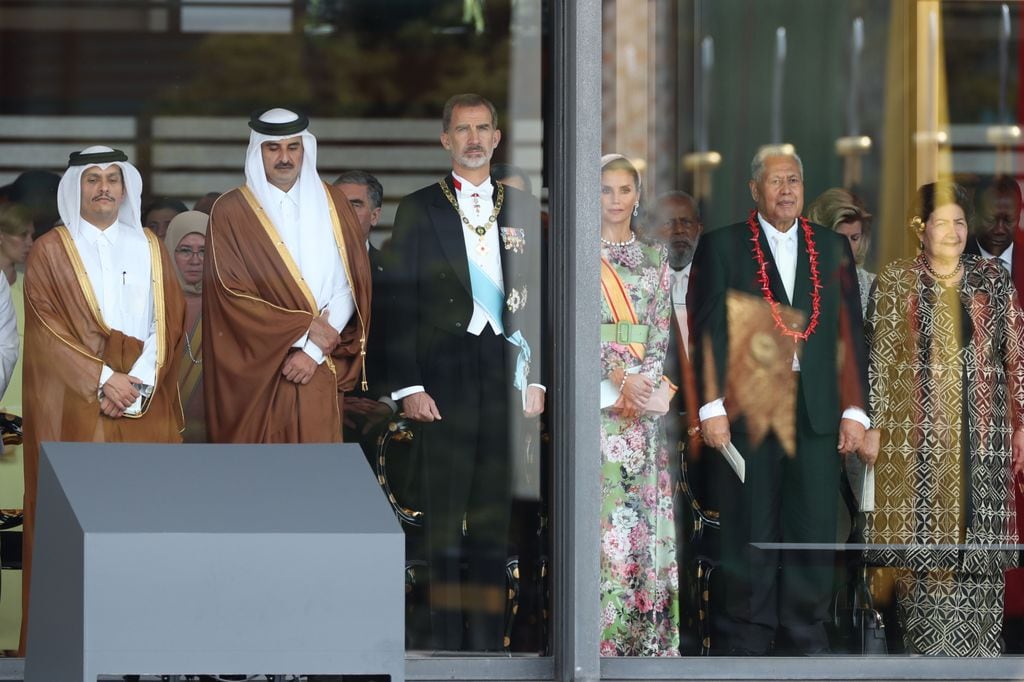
[686, 217, 868, 435]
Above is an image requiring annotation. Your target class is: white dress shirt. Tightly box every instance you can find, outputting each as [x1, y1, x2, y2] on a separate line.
[265, 183, 355, 364]
[671, 264, 691, 356]
[761, 216, 798, 303]
[73, 218, 157, 413]
[979, 243, 1013, 273]
[698, 214, 869, 429]
[453, 172, 505, 335]
[0, 276, 19, 399]
[392, 173, 544, 402]
[760, 216, 801, 372]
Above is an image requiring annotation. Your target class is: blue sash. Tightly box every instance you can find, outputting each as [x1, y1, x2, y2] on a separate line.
[468, 259, 532, 408]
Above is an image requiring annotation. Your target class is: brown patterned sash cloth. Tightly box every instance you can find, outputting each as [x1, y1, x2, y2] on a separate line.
[721, 290, 803, 456]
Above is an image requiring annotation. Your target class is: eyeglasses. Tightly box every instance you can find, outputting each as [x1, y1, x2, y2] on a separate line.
[661, 218, 699, 229]
[174, 247, 205, 260]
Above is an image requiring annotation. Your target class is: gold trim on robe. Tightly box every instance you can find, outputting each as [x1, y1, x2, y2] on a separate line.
[144, 229, 168, 371]
[239, 185, 319, 313]
[51, 226, 174, 418]
[323, 181, 368, 391]
[55, 225, 110, 335]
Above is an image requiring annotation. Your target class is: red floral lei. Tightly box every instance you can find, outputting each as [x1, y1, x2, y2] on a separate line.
[747, 210, 822, 341]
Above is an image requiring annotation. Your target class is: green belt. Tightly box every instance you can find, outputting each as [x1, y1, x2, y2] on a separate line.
[600, 321, 649, 344]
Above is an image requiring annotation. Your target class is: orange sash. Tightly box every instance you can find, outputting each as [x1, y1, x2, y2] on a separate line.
[600, 258, 678, 395]
[601, 258, 646, 361]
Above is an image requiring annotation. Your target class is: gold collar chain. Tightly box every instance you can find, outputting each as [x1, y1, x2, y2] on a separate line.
[439, 179, 504, 237]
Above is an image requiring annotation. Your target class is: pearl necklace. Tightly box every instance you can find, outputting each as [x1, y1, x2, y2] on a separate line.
[920, 254, 962, 281]
[601, 232, 636, 247]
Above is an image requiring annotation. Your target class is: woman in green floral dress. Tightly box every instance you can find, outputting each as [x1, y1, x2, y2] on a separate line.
[598, 154, 680, 656]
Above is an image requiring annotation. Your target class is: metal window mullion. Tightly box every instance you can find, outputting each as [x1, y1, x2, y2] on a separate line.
[551, 1, 603, 682]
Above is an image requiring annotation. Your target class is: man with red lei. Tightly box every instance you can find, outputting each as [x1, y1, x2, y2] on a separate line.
[687, 146, 869, 655]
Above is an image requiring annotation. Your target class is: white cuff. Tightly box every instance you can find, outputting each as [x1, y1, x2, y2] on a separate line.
[698, 398, 727, 422]
[302, 339, 325, 365]
[391, 385, 425, 401]
[528, 383, 546, 392]
[841, 407, 870, 429]
[99, 364, 114, 389]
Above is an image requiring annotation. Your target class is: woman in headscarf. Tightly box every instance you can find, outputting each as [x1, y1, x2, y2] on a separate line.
[165, 210, 208, 442]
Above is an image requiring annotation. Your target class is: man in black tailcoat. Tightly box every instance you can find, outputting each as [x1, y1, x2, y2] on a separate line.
[385, 93, 544, 651]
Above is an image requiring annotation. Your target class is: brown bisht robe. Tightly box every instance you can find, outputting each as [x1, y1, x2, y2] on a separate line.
[203, 182, 371, 443]
[20, 225, 185, 652]
[178, 317, 206, 443]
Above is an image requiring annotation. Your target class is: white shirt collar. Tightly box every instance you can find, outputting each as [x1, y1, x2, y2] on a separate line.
[266, 181, 300, 206]
[672, 263, 692, 279]
[452, 171, 493, 196]
[758, 213, 798, 243]
[671, 263, 691, 305]
[77, 218, 123, 245]
[979, 242, 1013, 269]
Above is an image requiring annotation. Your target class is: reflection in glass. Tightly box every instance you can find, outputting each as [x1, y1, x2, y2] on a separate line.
[865, 181, 1022, 657]
[604, 0, 1024, 661]
[0, 0, 551, 659]
[384, 93, 545, 652]
[598, 154, 680, 656]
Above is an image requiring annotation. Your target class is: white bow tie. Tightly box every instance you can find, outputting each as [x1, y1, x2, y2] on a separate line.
[454, 177, 492, 196]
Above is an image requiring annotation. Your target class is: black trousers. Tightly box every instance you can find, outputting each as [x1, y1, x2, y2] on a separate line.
[713, 384, 840, 654]
[418, 329, 512, 651]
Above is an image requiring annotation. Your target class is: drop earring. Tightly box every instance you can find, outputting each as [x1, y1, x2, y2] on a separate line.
[632, 202, 639, 217]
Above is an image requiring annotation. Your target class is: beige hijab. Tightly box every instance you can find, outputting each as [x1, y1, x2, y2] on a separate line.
[164, 210, 208, 295]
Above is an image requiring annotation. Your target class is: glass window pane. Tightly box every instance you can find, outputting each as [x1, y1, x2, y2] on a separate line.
[602, 0, 1024, 663]
[0, 0, 551, 667]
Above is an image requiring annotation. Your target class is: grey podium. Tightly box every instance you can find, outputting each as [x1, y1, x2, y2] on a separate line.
[25, 442, 404, 682]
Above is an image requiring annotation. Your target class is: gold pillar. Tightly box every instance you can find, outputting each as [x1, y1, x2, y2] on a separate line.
[879, 0, 951, 265]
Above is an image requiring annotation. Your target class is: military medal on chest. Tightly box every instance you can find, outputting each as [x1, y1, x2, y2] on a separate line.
[439, 179, 504, 257]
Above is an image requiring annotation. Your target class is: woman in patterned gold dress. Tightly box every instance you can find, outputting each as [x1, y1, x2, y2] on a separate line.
[598, 154, 679, 656]
[864, 182, 1024, 656]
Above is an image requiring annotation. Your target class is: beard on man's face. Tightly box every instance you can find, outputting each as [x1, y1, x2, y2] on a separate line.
[668, 240, 696, 270]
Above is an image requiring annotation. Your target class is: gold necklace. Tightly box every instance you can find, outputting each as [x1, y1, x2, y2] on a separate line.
[184, 332, 201, 365]
[439, 179, 504, 239]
